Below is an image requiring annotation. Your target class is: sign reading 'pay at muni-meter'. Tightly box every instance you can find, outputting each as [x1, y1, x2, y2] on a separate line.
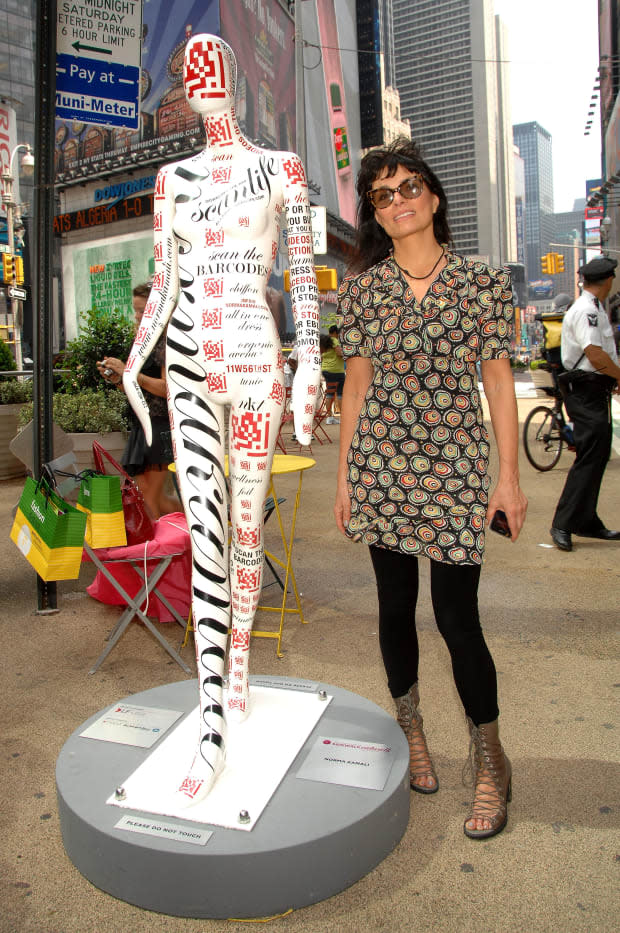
[55, 1, 143, 130]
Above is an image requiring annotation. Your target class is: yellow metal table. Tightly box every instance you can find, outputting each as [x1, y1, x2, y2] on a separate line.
[253, 454, 316, 656]
[175, 454, 316, 657]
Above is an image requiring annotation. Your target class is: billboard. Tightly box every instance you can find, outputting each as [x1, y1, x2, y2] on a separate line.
[61, 231, 156, 340]
[315, 0, 355, 224]
[220, 0, 296, 151]
[585, 178, 603, 219]
[528, 279, 554, 300]
[55, 1, 297, 186]
[55, 1, 220, 182]
[0, 104, 20, 229]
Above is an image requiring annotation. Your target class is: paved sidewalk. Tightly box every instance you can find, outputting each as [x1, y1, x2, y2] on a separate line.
[1, 395, 618, 933]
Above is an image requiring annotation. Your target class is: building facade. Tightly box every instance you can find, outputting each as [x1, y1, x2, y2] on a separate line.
[552, 209, 584, 301]
[0, 0, 36, 356]
[513, 121, 555, 290]
[595, 0, 619, 323]
[392, 0, 515, 266]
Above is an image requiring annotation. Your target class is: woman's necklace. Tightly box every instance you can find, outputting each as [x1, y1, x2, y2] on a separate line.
[393, 250, 444, 281]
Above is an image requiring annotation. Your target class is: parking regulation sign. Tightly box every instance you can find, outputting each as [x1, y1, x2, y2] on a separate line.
[56, 1, 142, 129]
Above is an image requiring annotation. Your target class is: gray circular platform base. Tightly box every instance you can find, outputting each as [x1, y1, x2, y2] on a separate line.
[56, 677, 410, 919]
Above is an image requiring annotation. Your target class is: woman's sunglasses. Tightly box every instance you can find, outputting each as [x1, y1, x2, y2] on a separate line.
[367, 175, 425, 210]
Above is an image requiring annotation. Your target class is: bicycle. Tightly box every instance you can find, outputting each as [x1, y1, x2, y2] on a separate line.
[522, 370, 576, 472]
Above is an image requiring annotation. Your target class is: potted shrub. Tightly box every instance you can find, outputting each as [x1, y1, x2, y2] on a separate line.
[58, 307, 135, 393]
[0, 362, 33, 479]
[18, 388, 130, 472]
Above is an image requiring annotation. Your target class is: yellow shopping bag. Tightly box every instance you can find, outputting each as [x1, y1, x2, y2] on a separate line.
[77, 472, 127, 548]
[10, 476, 87, 581]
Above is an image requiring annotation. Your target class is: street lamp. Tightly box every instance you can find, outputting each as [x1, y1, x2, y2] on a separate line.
[1, 143, 34, 371]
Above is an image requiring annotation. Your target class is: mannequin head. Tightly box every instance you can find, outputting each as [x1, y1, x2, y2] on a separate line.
[183, 34, 236, 113]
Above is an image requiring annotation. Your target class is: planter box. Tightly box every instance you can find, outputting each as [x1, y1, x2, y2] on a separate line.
[69, 432, 128, 473]
[0, 403, 27, 480]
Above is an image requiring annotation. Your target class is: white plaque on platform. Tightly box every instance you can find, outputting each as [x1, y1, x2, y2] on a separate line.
[115, 815, 212, 846]
[251, 676, 320, 692]
[297, 735, 395, 791]
[107, 686, 332, 830]
[80, 704, 183, 748]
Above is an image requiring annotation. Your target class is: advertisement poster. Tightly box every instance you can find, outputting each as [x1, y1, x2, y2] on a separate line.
[220, 0, 296, 151]
[0, 104, 19, 227]
[315, 0, 355, 224]
[55, 0, 220, 182]
[62, 231, 156, 339]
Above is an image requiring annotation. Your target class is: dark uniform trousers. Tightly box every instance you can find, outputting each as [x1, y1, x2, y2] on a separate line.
[553, 378, 613, 533]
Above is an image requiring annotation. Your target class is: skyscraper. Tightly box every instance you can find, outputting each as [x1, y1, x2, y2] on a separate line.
[513, 122, 555, 286]
[392, 0, 515, 265]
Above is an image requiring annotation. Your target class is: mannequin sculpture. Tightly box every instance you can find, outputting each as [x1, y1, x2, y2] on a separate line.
[123, 34, 321, 804]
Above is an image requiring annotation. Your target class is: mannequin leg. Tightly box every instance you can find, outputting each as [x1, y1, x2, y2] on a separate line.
[226, 396, 283, 721]
[171, 392, 230, 805]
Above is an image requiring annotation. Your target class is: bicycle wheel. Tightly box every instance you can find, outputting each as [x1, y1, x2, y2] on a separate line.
[523, 405, 564, 471]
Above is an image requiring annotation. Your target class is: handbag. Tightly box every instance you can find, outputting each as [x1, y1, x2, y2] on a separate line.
[92, 440, 155, 546]
[10, 475, 87, 580]
[77, 471, 127, 548]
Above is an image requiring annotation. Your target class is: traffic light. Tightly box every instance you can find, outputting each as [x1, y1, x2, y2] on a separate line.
[316, 266, 338, 292]
[554, 253, 565, 273]
[14, 256, 24, 285]
[541, 253, 556, 275]
[283, 267, 338, 292]
[2, 253, 14, 283]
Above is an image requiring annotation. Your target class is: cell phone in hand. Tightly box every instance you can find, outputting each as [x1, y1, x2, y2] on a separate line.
[490, 509, 511, 538]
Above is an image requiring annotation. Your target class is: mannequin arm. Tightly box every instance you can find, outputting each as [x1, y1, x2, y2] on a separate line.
[123, 165, 179, 445]
[281, 154, 321, 444]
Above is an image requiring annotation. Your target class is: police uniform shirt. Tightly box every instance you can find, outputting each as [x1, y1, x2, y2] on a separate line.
[561, 291, 618, 371]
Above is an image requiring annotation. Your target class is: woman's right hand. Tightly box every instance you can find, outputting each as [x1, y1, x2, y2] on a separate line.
[334, 476, 352, 536]
[96, 357, 125, 385]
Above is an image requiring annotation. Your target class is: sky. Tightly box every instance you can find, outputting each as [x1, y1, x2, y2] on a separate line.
[494, 0, 601, 213]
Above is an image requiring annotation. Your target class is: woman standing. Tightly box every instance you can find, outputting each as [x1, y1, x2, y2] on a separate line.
[334, 139, 527, 839]
[97, 283, 179, 519]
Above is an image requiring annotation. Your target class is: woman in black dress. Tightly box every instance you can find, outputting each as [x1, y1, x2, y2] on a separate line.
[97, 283, 179, 519]
[334, 139, 527, 839]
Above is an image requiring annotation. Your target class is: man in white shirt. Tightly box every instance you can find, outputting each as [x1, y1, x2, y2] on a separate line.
[550, 256, 620, 551]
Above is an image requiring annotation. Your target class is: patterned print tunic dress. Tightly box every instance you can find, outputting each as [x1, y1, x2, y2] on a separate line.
[337, 251, 514, 565]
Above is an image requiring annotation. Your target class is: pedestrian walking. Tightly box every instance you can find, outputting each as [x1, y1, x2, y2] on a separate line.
[550, 256, 620, 551]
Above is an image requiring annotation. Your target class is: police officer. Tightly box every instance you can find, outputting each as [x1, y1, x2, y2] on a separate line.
[550, 256, 620, 551]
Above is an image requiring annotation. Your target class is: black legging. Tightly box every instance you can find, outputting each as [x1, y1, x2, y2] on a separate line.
[369, 546, 499, 726]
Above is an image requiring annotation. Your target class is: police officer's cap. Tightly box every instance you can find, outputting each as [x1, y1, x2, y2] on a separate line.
[579, 256, 618, 282]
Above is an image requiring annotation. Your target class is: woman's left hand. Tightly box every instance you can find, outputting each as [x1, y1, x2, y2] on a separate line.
[487, 481, 528, 542]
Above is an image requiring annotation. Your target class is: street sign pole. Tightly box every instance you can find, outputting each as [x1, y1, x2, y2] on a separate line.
[33, 0, 58, 612]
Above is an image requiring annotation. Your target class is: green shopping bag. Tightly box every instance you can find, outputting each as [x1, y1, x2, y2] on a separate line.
[10, 476, 87, 580]
[77, 472, 127, 548]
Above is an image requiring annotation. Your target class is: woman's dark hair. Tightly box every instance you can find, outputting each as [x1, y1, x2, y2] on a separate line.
[349, 137, 452, 274]
[319, 333, 334, 353]
[133, 283, 151, 300]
